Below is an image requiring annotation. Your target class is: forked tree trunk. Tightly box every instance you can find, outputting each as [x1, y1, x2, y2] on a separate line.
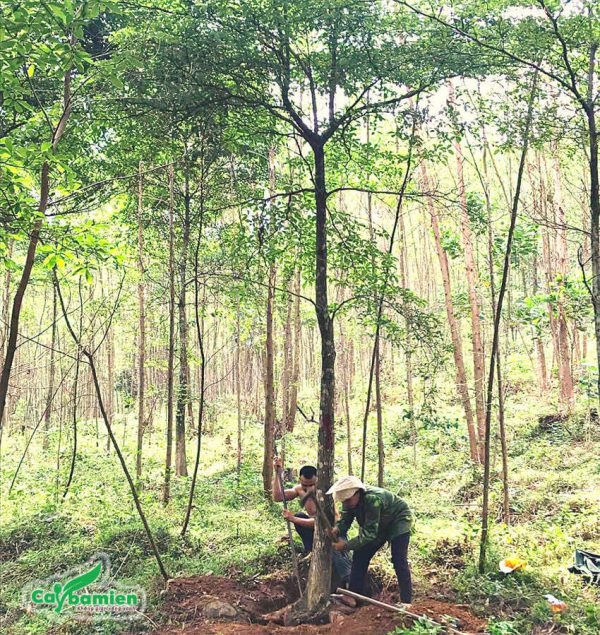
[55, 275, 169, 581]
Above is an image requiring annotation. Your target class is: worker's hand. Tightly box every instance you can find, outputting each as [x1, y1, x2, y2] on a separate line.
[282, 509, 295, 522]
[273, 456, 283, 471]
[327, 527, 340, 539]
[332, 539, 347, 552]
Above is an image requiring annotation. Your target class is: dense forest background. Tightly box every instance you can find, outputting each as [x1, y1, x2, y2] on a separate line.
[1, 1, 599, 634]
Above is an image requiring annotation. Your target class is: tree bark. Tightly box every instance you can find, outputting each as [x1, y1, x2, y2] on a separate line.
[236, 303, 242, 474]
[366, 180, 385, 487]
[480, 72, 536, 572]
[262, 147, 278, 495]
[0, 240, 12, 365]
[305, 141, 335, 609]
[281, 277, 293, 429]
[0, 70, 72, 430]
[450, 86, 486, 454]
[55, 275, 169, 581]
[181, 183, 208, 536]
[175, 169, 191, 477]
[398, 207, 417, 464]
[422, 163, 479, 462]
[106, 314, 115, 452]
[551, 151, 575, 408]
[481, 144, 510, 524]
[262, 264, 276, 495]
[287, 268, 301, 432]
[163, 164, 176, 504]
[374, 339, 384, 487]
[136, 161, 146, 480]
[343, 335, 353, 475]
[43, 285, 58, 451]
[588, 106, 600, 410]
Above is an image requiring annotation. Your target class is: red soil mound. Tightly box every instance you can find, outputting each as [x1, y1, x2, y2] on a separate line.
[153, 574, 487, 634]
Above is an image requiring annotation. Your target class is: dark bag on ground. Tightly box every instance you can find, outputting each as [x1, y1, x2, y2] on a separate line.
[568, 549, 600, 585]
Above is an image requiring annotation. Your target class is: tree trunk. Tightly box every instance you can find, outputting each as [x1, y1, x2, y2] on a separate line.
[422, 163, 479, 462]
[481, 144, 510, 524]
[0, 70, 72, 430]
[43, 286, 58, 451]
[236, 304, 243, 474]
[343, 335, 353, 475]
[175, 172, 191, 477]
[398, 208, 417, 464]
[366, 179, 385, 487]
[262, 264, 276, 495]
[262, 147, 278, 494]
[531, 252, 549, 394]
[287, 268, 301, 432]
[305, 141, 335, 610]
[588, 107, 600, 411]
[106, 315, 115, 452]
[136, 161, 146, 480]
[55, 274, 169, 582]
[551, 152, 575, 408]
[163, 164, 176, 504]
[374, 339, 384, 487]
[281, 277, 293, 429]
[480, 72, 536, 572]
[181, 183, 208, 537]
[450, 86, 486, 454]
[0, 240, 12, 366]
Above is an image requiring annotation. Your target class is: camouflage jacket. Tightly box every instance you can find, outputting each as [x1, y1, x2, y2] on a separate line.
[336, 486, 413, 551]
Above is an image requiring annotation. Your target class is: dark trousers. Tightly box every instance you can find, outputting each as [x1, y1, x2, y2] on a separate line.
[349, 532, 412, 603]
[294, 513, 352, 583]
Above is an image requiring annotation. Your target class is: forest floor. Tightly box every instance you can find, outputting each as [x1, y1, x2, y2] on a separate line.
[2, 384, 600, 634]
[152, 573, 488, 634]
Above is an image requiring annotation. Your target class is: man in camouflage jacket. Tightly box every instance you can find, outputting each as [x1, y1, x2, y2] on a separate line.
[328, 475, 413, 606]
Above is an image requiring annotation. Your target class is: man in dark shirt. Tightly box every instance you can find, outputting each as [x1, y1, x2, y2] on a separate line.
[327, 475, 413, 606]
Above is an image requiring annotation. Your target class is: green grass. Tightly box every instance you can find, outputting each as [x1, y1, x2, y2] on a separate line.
[1, 386, 599, 634]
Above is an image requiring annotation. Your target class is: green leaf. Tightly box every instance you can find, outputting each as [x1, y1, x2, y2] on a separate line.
[55, 561, 102, 613]
[49, 4, 68, 23]
[108, 75, 124, 90]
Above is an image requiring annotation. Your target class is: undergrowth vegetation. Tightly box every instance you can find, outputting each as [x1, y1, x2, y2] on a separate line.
[1, 386, 599, 634]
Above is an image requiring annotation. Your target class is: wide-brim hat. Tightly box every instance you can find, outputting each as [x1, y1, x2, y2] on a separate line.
[326, 476, 366, 502]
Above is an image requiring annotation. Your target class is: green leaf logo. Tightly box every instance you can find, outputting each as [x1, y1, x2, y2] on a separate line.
[55, 562, 102, 613]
